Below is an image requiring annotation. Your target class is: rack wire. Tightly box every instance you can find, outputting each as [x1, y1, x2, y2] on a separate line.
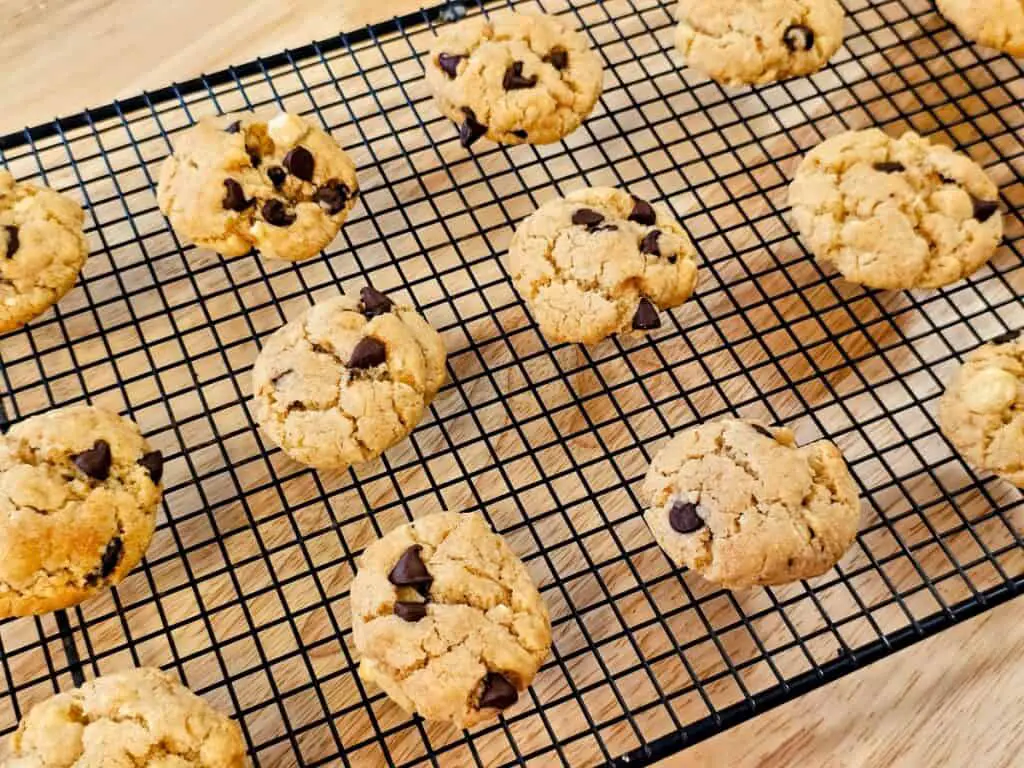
[0, 0, 1022, 765]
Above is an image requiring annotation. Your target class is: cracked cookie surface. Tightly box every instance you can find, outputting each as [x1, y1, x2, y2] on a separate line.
[789, 129, 1003, 289]
[939, 332, 1024, 487]
[252, 289, 446, 470]
[0, 171, 88, 334]
[642, 418, 860, 588]
[350, 512, 552, 727]
[674, 0, 845, 86]
[1, 667, 245, 767]
[157, 112, 359, 261]
[937, 0, 1024, 57]
[508, 186, 699, 345]
[0, 405, 163, 618]
[425, 11, 604, 147]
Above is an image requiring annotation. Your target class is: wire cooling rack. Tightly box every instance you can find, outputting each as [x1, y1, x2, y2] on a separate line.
[1, 0, 1022, 765]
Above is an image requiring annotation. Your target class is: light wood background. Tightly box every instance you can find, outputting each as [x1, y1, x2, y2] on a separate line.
[1, 1, 1023, 766]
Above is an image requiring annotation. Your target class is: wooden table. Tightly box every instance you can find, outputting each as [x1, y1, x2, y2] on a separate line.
[2, 1, 1022, 766]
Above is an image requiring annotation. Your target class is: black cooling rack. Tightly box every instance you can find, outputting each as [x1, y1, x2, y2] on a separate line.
[1, 0, 1022, 765]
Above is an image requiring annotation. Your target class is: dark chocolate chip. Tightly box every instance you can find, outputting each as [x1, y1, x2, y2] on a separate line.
[394, 601, 428, 622]
[348, 337, 387, 369]
[438, 53, 464, 79]
[632, 297, 661, 330]
[972, 197, 999, 223]
[478, 672, 518, 709]
[751, 423, 774, 439]
[640, 230, 661, 256]
[939, 174, 957, 185]
[360, 286, 394, 318]
[668, 500, 705, 533]
[3, 225, 18, 258]
[313, 181, 348, 215]
[511, 129, 529, 140]
[544, 47, 569, 71]
[100, 537, 124, 577]
[246, 148, 262, 168]
[262, 199, 296, 227]
[267, 165, 287, 187]
[222, 179, 252, 212]
[572, 208, 605, 229]
[138, 451, 164, 484]
[628, 196, 657, 226]
[992, 329, 1022, 344]
[593, 224, 618, 233]
[503, 61, 538, 91]
[873, 161, 905, 173]
[459, 107, 488, 148]
[72, 440, 112, 481]
[283, 146, 315, 182]
[225, 121, 242, 134]
[783, 24, 814, 51]
[388, 544, 433, 594]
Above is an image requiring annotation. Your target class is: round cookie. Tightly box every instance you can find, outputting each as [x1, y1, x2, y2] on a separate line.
[937, 0, 1024, 58]
[939, 331, 1024, 486]
[157, 111, 359, 261]
[425, 12, 604, 147]
[642, 418, 861, 588]
[350, 512, 552, 727]
[674, 0, 845, 86]
[252, 287, 446, 470]
[789, 129, 1003, 289]
[1, 667, 245, 767]
[0, 170, 88, 334]
[508, 187, 699, 345]
[0, 405, 164, 618]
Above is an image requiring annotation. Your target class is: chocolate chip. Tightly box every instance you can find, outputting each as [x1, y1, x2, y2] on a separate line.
[313, 181, 348, 215]
[669, 500, 705, 533]
[348, 337, 387, 369]
[640, 230, 661, 256]
[222, 179, 252, 212]
[246, 148, 262, 168]
[873, 162, 905, 173]
[511, 129, 529, 140]
[261, 199, 296, 227]
[388, 545, 433, 595]
[394, 601, 428, 622]
[478, 672, 518, 709]
[572, 209, 605, 229]
[783, 25, 814, 51]
[283, 146, 315, 182]
[503, 61, 538, 90]
[138, 451, 164, 484]
[751, 424, 774, 439]
[972, 197, 999, 223]
[593, 224, 618, 233]
[632, 298, 661, 330]
[544, 47, 569, 71]
[628, 196, 657, 226]
[225, 121, 242, 134]
[3, 225, 18, 258]
[72, 440, 112, 481]
[459, 107, 488, 148]
[267, 165, 287, 187]
[360, 286, 394, 318]
[438, 53, 463, 79]
[939, 174, 957, 185]
[100, 537, 124, 578]
[992, 329, 1022, 344]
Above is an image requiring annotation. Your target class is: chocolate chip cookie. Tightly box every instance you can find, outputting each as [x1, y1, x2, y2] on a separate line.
[350, 512, 552, 727]
[508, 187, 699, 345]
[643, 418, 861, 588]
[789, 128, 1003, 289]
[937, 0, 1024, 57]
[1, 667, 245, 767]
[0, 405, 164, 618]
[157, 111, 359, 261]
[939, 331, 1024, 487]
[0, 170, 88, 334]
[425, 11, 604, 147]
[252, 287, 446, 470]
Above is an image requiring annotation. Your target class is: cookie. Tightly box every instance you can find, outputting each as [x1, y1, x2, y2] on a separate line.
[252, 287, 446, 470]
[789, 129, 1003, 289]
[0, 170, 88, 334]
[0, 405, 163, 618]
[425, 12, 604, 147]
[939, 331, 1024, 487]
[508, 187, 699, 345]
[674, 0, 845, 86]
[1, 667, 245, 767]
[937, 0, 1024, 58]
[350, 511, 551, 727]
[642, 418, 861, 588]
[157, 111, 359, 261]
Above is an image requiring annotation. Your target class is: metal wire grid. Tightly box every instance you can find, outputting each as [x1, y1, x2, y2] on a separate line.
[0, 0, 1022, 764]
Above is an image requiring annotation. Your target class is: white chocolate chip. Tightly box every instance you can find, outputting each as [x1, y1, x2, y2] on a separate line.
[267, 112, 308, 149]
[962, 367, 1019, 413]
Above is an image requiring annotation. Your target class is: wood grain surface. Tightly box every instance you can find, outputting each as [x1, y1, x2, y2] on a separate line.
[1, 1, 1022, 767]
